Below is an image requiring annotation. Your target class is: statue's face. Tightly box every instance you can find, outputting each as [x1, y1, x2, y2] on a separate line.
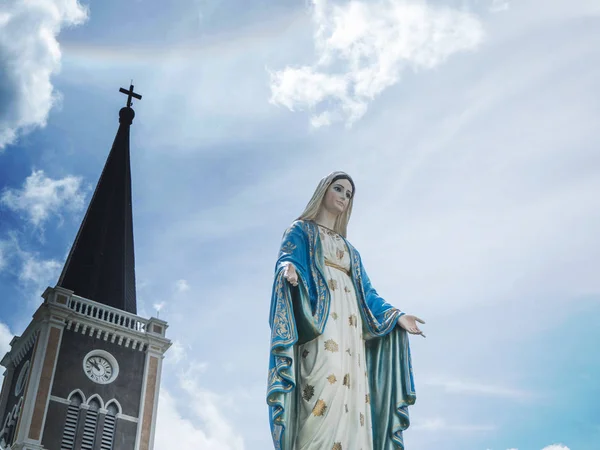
[322, 178, 353, 216]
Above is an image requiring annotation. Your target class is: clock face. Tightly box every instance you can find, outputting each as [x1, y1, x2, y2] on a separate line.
[84, 354, 116, 384]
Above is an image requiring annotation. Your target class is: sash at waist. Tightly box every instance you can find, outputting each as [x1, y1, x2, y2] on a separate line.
[324, 259, 351, 277]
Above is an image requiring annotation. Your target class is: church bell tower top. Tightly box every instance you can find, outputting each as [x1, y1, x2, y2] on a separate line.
[56, 83, 142, 314]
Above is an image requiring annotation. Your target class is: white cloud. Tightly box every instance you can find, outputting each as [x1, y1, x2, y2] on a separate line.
[0, 323, 13, 358]
[19, 254, 62, 290]
[269, 0, 484, 127]
[412, 417, 495, 432]
[0, 0, 88, 149]
[541, 445, 570, 450]
[1, 170, 86, 227]
[155, 363, 244, 450]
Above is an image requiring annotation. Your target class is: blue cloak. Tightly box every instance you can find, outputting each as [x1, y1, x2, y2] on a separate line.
[267, 220, 416, 450]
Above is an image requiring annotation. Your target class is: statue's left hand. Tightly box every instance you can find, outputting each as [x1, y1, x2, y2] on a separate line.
[398, 314, 426, 338]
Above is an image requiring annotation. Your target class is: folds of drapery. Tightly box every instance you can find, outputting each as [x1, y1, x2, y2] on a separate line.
[267, 220, 416, 450]
[366, 326, 416, 450]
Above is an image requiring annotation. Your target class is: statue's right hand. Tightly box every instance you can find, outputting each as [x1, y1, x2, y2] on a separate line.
[283, 263, 299, 287]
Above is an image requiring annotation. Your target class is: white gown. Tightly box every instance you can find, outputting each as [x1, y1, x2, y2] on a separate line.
[293, 225, 373, 450]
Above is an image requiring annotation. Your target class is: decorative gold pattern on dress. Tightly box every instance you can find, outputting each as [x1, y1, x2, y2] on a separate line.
[331, 312, 338, 320]
[328, 278, 338, 291]
[302, 385, 315, 402]
[332, 443, 342, 450]
[343, 373, 350, 388]
[365, 394, 370, 404]
[324, 339, 339, 352]
[327, 374, 337, 384]
[336, 248, 345, 260]
[302, 349, 309, 359]
[320, 226, 340, 239]
[360, 412, 364, 426]
[325, 260, 350, 276]
[348, 314, 357, 327]
[344, 286, 351, 293]
[345, 348, 352, 357]
[312, 399, 327, 416]
[280, 241, 296, 254]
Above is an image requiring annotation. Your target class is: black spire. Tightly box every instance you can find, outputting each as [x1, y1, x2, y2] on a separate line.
[57, 84, 142, 314]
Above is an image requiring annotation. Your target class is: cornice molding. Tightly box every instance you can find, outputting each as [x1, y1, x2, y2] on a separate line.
[46, 287, 171, 354]
[0, 326, 39, 370]
[1, 287, 171, 371]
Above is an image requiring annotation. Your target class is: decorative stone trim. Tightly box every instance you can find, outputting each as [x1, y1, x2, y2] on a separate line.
[45, 287, 148, 333]
[48, 396, 138, 423]
[116, 413, 139, 423]
[40, 286, 170, 354]
[49, 395, 71, 405]
[1, 329, 39, 369]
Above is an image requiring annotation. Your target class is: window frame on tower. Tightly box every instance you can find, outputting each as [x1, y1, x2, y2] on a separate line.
[60, 391, 84, 450]
[81, 397, 102, 450]
[100, 400, 121, 450]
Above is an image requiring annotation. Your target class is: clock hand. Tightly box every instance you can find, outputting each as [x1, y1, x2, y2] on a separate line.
[90, 360, 101, 371]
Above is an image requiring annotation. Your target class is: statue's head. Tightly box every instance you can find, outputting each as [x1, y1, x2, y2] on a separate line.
[297, 171, 355, 237]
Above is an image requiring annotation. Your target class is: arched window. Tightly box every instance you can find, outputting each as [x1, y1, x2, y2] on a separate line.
[81, 398, 101, 450]
[60, 393, 83, 450]
[100, 403, 118, 450]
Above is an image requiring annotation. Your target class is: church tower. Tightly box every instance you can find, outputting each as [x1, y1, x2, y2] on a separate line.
[0, 86, 171, 450]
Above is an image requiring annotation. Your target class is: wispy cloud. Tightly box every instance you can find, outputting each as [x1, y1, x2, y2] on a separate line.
[490, 0, 510, 13]
[166, 340, 188, 365]
[0, 240, 7, 272]
[0, 235, 62, 322]
[155, 362, 244, 450]
[412, 417, 496, 432]
[269, 0, 484, 127]
[423, 377, 535, 400]
[0, 0, 88, 149]
[1, 170, 86, 228]
[19, 254, 61, 293]
[175, 279, 190, 293]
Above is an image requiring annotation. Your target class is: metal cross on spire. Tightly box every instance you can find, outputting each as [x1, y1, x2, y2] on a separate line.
[119, 82, 142, 108]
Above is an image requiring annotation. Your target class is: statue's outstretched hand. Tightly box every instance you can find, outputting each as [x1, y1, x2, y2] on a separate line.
[283, 263, 299, 287]
[398, 314, 426, 338]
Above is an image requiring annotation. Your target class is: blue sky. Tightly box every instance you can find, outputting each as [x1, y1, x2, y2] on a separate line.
[1, 0, 599, 449]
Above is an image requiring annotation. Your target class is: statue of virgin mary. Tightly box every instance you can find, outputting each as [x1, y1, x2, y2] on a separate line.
[267, 171, 425, 450]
